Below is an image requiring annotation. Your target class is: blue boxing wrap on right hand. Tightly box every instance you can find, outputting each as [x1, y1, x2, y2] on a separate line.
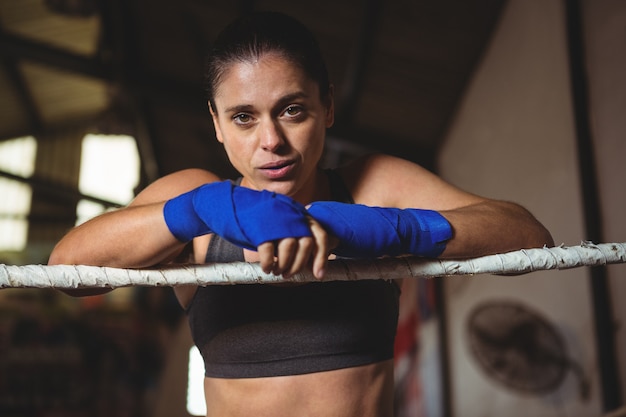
[162, 187, 211, 242]
[163, 181, 312, 250]
[307, 201, 452, 258]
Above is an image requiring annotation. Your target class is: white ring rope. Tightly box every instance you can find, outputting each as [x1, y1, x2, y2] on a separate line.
[1, 241, 624, 289]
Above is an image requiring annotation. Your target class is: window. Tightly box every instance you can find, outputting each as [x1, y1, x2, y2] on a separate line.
[76, 134, 140, 225]
[0, 136, 37, 251]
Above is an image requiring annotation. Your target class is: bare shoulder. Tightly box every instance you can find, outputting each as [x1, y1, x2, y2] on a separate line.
[131, 168, 222, 206]
[337, 153, 484, 210]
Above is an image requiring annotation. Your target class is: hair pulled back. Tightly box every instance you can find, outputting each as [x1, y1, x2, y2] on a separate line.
[205, 11, 330, 110]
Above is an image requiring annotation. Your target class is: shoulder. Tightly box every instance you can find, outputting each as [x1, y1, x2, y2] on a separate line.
[130, 168, 222, 206]
[337, 153, 484, 210]
[336, 153, 436, 206]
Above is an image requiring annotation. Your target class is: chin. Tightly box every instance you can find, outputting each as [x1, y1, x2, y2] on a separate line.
[267, 181, 297, 196]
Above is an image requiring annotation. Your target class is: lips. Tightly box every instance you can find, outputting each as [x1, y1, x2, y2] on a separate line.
[258, 159, 296, 179]
[260, 160, 293, 170]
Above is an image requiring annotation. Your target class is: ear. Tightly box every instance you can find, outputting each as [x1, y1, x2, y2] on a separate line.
[209, 101, 224, 143]
[325, 85, 335, 128]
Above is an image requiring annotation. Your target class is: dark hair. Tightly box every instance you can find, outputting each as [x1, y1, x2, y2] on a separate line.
[205, 11, 330, 111]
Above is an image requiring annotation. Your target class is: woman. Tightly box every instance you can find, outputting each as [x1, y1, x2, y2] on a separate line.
[49, 11, 553, 417]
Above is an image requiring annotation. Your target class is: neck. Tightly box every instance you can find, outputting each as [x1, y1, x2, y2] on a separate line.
[290, 168, 330, 204]
[240, 168, 330, 205]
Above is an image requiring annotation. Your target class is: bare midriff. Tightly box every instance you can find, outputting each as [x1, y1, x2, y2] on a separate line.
[202, 360, 394, 417]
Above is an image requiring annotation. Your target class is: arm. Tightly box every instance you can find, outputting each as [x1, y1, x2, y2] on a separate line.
[439, 199, 553, 258]
[48, 168, 221, 269]
[49, 168, 332, 281]
[334, 153, 553, 258]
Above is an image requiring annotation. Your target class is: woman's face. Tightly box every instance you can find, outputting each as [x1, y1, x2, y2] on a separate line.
[210, 53, 334, 202]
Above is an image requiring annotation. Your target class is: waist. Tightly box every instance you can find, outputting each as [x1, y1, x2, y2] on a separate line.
[203, 360, 395, 417]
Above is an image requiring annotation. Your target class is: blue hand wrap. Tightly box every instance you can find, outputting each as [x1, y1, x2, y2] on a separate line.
[307, 202, 452, 258]
[163, 181, 312, 249]
[163, 187, 210, 242]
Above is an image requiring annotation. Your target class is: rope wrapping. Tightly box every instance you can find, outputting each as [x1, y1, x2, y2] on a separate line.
[1, 242, 624, 289]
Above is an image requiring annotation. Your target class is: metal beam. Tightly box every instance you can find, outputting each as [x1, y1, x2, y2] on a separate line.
[0, 30, 112, 80]
[335, 0, 385, 124]
[0, 169, 121, 208]
[565, 0, 622, 411]
[0, 25, 44, 132]
[0, 29, 204, 114]
[1, 57, 43, 132]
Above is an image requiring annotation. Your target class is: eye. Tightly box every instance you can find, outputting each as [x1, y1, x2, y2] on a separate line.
[283, 105, 303, 118]
[233, 113, 252, 125]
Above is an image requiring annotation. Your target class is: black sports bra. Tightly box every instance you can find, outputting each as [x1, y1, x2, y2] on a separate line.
[186, 170, 400, 378]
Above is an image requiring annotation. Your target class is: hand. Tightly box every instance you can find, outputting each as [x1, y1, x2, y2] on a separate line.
[307, 201, 452, 258]
[164, 181, 312, 248]
[257, 217, 338, 280]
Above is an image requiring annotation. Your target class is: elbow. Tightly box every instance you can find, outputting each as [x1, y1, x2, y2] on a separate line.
[47, 239, 98, 270]
[47, 240, 76, 266]
[49, 242, 114, 298]
[541, 226, 555, 247]
[519, 210, 554, 249]
[530, 225, 555, 248]
[47, 248, 66, 266]
[499, 201, 555, 250]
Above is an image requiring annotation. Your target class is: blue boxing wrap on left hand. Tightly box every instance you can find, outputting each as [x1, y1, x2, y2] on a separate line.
[307, 201, 453, 258]
[163, 181, 312, 250]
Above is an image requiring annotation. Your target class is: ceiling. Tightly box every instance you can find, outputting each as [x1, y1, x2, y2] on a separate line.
[0, 0, 506, 187]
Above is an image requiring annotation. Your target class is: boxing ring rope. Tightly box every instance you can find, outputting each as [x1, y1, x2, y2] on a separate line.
[1, 241, 624, 290]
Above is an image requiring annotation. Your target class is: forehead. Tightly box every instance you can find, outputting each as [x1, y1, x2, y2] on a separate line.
[213, 54, 319, 108]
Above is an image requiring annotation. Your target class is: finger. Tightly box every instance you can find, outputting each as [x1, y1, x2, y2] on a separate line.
[308, 218, 337, 280]
[258, 241, 277, 274]
[275, 238, 297, 276]
[285, 237, 314, 277]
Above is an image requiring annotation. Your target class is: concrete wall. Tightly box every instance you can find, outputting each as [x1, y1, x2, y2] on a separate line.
[437, 0, 620, 415]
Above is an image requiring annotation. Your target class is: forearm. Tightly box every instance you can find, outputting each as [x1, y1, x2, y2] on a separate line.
[440, 200, 554, 258]
[48, 202, 185, 269]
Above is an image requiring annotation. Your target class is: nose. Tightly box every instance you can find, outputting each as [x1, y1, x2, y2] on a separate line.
[259, 119, 285, 151]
